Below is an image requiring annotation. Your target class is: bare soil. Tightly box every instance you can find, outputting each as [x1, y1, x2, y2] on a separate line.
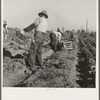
[3, 29, 79, 87]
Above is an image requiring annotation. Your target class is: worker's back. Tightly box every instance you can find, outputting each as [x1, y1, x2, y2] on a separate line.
[52, 31, 62, 42]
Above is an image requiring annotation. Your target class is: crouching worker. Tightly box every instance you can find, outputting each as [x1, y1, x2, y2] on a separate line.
[49, 29, 62, 51]
[21, 10, 48, 71]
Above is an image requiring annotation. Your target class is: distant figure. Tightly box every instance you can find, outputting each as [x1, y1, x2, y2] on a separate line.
[20, 10, 48, 71]
[57, 28, 60, 33]
[72, 29, 75, 33]
[70, 29, 75, 38]
[57, 27, 63, 36]
[49, 30, 62, 51]
[3, 20, 8, 39]
[62, 27, 64, 33]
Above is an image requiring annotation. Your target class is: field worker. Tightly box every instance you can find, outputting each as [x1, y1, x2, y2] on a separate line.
[61, 27, 64, 36]
[70, 30, 75, 39]
[71, 29, 75, 37]
[3, 20, 8, 39]
[21, 10, 48, 71]
[49, 29, 62, 51]
[56, 29, 62, 42]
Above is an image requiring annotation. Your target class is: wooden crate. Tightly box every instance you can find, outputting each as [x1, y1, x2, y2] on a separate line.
[64, 41, 73, 50]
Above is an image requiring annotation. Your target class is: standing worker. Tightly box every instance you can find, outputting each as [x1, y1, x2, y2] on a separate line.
[61, 27, 64, 36]
[3, 20, 8, 40]
[21, 10, 48, 71]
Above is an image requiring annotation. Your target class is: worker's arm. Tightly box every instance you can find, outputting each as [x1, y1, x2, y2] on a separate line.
[20, 23, 36, 34]
[22, 17, 40, 33]
[23, 23, 36, 32]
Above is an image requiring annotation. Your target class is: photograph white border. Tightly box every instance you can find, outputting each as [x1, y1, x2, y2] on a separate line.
[1, 0, 99, 100]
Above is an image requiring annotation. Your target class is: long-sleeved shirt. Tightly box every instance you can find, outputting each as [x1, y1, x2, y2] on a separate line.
[24, 16, 48, 33]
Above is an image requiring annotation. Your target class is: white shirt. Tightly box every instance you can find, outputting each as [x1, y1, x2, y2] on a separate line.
[34, 17, 48, 33]
[52, 31, 62, 42]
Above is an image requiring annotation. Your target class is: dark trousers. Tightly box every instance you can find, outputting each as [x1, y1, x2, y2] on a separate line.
[49, 33, 58, 51]
[25, 31, 46, 68]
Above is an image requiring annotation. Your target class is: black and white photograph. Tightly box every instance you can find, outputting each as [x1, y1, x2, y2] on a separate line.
[3, 0, 97, 88]
[2, 0, 99, 99]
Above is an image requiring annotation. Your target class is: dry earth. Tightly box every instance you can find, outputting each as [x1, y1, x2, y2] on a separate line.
[3, 28, 79, 87]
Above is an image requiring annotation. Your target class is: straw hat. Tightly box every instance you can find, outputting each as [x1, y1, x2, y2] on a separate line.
[38, 10, 48, 18]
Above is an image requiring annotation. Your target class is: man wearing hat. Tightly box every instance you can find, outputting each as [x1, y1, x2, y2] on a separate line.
[21, 10, 48, 71]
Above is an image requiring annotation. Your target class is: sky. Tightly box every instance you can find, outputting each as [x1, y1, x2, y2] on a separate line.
[3, 0, 97, 31]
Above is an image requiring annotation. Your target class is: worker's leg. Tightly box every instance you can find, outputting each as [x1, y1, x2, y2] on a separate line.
[3, 29, 7, 40]
[35, 32, 45, 66]
[5, 33, 7, 39]
[49, 33, 53, 50]
[25, 42, 37, 68]
[3, 32, 5, 40]
[25, 31, 42, 68]
[52, 34, 57, 51]
[49, 33, 57, 51]
[55, 39, 58, 51]
[36, 43, 43, 66]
